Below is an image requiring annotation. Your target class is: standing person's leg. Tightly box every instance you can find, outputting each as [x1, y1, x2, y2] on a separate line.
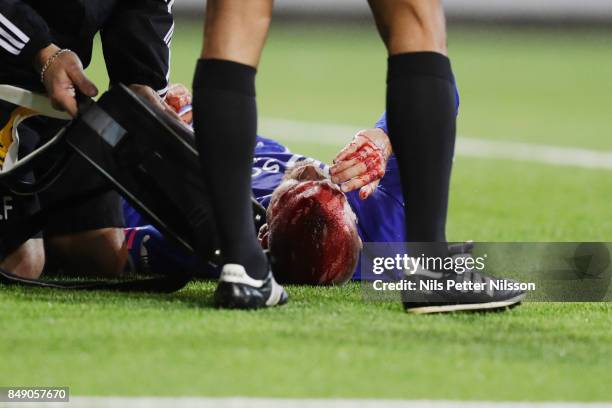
[367, 1, 526, 313]
[368, 0, 455, 255]
[192, 0, 287, 308]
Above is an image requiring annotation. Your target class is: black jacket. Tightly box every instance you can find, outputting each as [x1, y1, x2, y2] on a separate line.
[0, 0, 173, 95]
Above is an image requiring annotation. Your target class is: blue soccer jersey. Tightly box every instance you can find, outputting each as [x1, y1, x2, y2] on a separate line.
[250, 136, 329, 209]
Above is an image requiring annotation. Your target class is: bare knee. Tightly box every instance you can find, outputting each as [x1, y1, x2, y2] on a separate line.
[369, 0, 447, 55]
[1, 239, 45, 279]
[202, 0, 273, 66]
[46, 228, 127, 278]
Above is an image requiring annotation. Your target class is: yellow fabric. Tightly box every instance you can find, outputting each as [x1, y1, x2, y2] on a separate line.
[0, 107, 37, 167]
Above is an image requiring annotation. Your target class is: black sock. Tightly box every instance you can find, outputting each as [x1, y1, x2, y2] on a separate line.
[386, 52, 457, 258]
[192, 59, 268, 279]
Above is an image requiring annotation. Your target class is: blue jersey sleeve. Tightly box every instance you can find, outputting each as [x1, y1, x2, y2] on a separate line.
[375, 111, 388, 134]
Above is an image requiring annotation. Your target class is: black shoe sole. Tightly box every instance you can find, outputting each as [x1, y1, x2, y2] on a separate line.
[404, 293, 526, 315]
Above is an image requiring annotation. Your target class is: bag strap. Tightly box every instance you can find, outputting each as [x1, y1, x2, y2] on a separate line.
[0, 267, 191, 293]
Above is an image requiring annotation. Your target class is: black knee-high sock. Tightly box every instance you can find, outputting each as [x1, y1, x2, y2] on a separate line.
[192, 59, 268, 279]
[386, 52, 457, 257]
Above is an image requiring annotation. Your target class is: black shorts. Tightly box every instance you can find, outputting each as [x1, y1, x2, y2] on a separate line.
[0, 102, 124, 239]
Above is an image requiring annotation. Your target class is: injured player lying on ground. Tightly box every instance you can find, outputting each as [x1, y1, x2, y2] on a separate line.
[123, 84, 404, 284]
[125, 85, 526, 314]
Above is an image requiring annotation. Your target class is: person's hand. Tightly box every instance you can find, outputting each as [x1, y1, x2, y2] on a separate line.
[165, 83, 193, 125]
[128, 84, 183, 123]
[35, 44, 98, 117]
[330, 128, 392, 200]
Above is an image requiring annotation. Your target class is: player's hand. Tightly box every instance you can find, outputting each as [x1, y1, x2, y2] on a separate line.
[128, 84, 183, 123]
[330, 128, 392, 200]
[35, 44, 98, 118]
[165, 84, 193, 126]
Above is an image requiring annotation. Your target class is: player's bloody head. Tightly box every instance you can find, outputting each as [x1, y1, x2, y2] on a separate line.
[262, 162, 362, 285]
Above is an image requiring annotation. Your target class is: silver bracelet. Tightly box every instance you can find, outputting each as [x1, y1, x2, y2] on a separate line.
[39, 48, 72, 83]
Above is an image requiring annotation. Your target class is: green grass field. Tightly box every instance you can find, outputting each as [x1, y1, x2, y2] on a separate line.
[0, 22, 611, 402]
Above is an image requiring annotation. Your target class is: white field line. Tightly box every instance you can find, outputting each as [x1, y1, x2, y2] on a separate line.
[260, 118, 612, 171]
[2, 397, 611, 408]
